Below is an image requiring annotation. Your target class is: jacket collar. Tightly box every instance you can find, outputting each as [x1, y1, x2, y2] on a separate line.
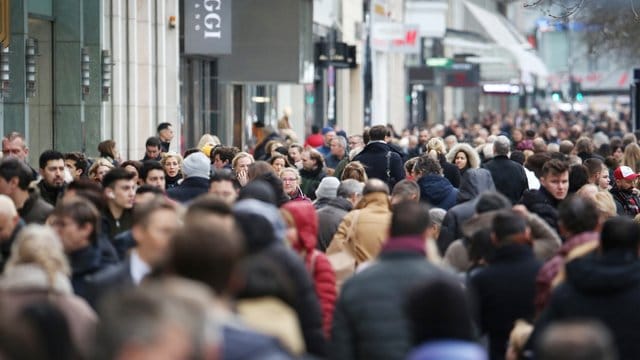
[326, 197, 353, 212]
[355, 192, 390, 210]
[381, 235, 426, 257]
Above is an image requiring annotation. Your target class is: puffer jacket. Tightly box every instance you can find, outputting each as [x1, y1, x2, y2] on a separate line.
[417, 174, 458, 210]
[233, 199, 326, 356]
[281, 201, 336, 338]
[326, 192, 392, 263]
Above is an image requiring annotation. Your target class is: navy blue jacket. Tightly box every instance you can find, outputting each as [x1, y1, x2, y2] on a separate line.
[69, 245, 110, 303]
[417, 174, 458, 210]
[353, 142, 405, 190]
[167, 176, 210, 203]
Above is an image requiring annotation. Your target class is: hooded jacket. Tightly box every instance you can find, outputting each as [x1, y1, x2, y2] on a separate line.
[281, 201, 336, 337]
[534, 251, 640, 360]
[445, 143, 481, 175]
[233, 199, 326, 356]
[417, 174, 458, 210]
[437, 169, 495, 254]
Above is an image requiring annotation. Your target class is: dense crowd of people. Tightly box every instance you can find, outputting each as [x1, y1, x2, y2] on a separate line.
[0, 109, 638, 359]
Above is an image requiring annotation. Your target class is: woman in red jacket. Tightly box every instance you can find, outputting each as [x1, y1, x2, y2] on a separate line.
[281, 201, 337, 338]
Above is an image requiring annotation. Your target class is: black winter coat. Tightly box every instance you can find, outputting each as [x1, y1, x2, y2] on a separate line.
[331, 250, 445, 360]
[532, 251, 640, 360]
[468, 244, 540, 360]
[438, 154, 461, 188]
[167, 176, 210, 204]
[353, 142, 405, 190]
[520, 186, 561, 232]
[482, 155, 528, 204]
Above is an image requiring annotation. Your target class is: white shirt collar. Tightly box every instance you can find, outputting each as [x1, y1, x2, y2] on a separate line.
[130, 250, 151, 285]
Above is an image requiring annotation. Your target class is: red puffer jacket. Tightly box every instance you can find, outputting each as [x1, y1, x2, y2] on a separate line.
[282, 201, 337, 338]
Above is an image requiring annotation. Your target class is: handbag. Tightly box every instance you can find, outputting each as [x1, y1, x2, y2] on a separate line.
[327, 210, 361, 290]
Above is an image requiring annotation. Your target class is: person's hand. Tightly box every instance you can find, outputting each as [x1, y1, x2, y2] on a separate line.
[237, 170, 248, 186]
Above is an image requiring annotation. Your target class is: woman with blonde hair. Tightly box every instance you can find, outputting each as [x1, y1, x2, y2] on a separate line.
[622, 143, 640, 173]
[232, 152, 255, 186]
[88, 158, 115, 184]
[427, 137, 460, 187]
[0, 225, 97, 357]
[280, 167, 309, 202]
[161, 152, 183, 189]
[197, 133, 221, 150]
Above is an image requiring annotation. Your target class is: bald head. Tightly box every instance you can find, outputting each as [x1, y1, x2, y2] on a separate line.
[0, 195, 17, 217]
[363, 178, 390, 196]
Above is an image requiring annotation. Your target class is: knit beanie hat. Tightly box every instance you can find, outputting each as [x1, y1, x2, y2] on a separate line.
[182, 152, 210, 179]
[315, 177, 340, 199]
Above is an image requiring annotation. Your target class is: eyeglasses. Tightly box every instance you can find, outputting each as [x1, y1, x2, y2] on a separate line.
[281, 178, 297, 182]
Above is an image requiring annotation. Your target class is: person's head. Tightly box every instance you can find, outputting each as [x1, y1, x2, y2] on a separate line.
[337, 179, 364, 207]
[363, 178, 390, 197]
[622, 143, 640, 172]
[144, 137, 162, 159]
[268, 154, 289, 174]
[406, 277, 474, 346]
[322, 127, 336, 146]
[426, 137, 447, 158]
[50, 198, 100, 251]
[102, 168, 137, 211]
[493, 135, 511, 156]
[413, 155, 442, 179]
[63, 152, 88, 180]
[429, 208, 446, 240]
[38, 150, 65, 188]
[98, 140, 117, 159]
[120, 160, 142, 185]
[279, 167, 300, 196]
[231, 152, 254, 175]
[0, 158, 33, 195]
[614, 165, 639, 191]
[348, 135, 365, 151]
[418, 128, 430, 145]
[475, 191, 511, 214]
[209, 170, 239, 205]
[88, 158, 115, 184]
[315, 177, 340, 200]
[369, 125, 390, 141]
[592, 191, 617, 220]
[330, 136, 347, 158]
[2, 132, 29, 161]
[559, 140, 574, 155]
[536, 320, 616, 360]
[301, 149, 323, 171]
[600, 216, 640, 254]
[168, 212, 244, 295]
[287, 144, 303, 164]
[341, 161, 368, 182]
[583, 158, 604, 185]
[196, 134, 221, 150]
[558, 195, 600, 238]
[211, 146, 238, 170]
[404, 157, 418, 178]
[569, 164, 589, 194]
[390, 179, 420, 205]
[131, 196, 180, 267]
[574, 137, 595, 155]
[491, 210, 530, 246]
[525, 152, 552, 178]
[0, 195, 19, 242]
[135, 184, 165, 205]
[247, 161, 276, 183]
[5, 224, 70, 284]
[156, 122, 174, 142]
[597, 164, 610, 191]
[140, 161, 166, 189]
[540, 159, 570, 201]
[94, 280, 217, 360]
[390, 201, 431, 238]
[160, 152, 183, 178]
[181, 152, 210, 180]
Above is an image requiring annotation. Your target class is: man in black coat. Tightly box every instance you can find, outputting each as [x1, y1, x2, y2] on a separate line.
[468, 210, 541, 360]
[531, 217, 640, 360]
[520, 159, 569, 232]
[482, 135, 528, 204]
[353, 125, 405, 190]
[0, 158, 53, 224]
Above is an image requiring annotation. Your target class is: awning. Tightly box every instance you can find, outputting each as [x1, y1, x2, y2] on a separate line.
[464, 1, 549, 84]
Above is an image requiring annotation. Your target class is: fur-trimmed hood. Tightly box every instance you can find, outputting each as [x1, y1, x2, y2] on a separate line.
[446, 143, 480, 169]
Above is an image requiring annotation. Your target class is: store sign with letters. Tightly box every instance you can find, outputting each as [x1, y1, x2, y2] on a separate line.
[185, 0, 231, 55]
